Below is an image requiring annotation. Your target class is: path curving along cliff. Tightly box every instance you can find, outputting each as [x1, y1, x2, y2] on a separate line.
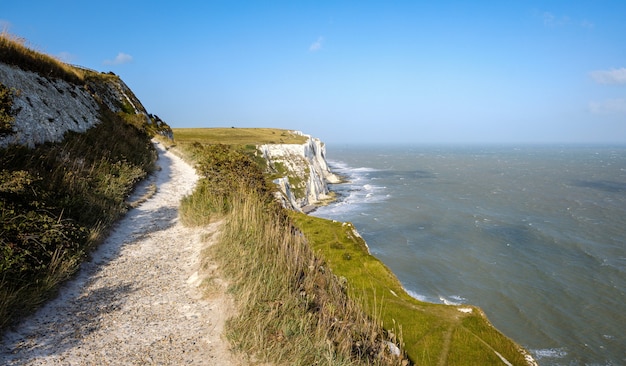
[0, 142, 241, 365]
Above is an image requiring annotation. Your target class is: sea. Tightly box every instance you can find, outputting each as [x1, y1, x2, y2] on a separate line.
[311, 144, 626, 366]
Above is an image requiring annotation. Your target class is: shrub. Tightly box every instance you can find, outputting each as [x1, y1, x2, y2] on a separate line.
[193, 143, 274, 206]
[0, 82, 15, 135]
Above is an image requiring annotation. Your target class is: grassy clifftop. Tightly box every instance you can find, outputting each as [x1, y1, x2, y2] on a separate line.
[0, 32, 534, 364]
[173, 127, 307, 146]
[0, 31, 87, 85]
[292, 214, 534, 365]
[175, 129, 536, 365]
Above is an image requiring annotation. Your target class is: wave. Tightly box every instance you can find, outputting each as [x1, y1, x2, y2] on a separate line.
[321, 145, 626, 365]
[530, 348, 567, 360]
[404, 288, 470, 307]
[315, 160, 389, 217]
[439, 295, 467, 306]
[405, 288, 430, 302]
[327, 160, 380, 174]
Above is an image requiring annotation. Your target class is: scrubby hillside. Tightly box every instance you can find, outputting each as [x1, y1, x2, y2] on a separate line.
[176, 140, 409, 365]
[0, 33, 169, 329]
[1, 33, 537, 365]
[174, 129, 538, 366]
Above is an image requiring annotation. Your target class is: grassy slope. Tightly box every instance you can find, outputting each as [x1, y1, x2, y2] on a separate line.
[0, 34, 159, 330]
[174, 128, 533, 365]
[0, 111, 157, 330]
[291, 214, 531, 365]
[173, 127, 308, 146]
[175, 132, 408, 365]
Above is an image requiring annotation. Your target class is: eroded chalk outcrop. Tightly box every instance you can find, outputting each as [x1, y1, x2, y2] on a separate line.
[259, 131, 340, 212]
[0, 62, 150, 148]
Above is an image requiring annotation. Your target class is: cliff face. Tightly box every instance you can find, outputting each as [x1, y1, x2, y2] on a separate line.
[0, 62, 153, 148]
[258, 131, 341, 211]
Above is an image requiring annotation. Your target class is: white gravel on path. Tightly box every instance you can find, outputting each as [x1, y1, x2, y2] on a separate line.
[0, 142, 242, 365]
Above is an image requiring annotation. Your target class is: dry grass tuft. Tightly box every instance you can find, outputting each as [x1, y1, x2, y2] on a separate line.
[0, 31, 85, 84]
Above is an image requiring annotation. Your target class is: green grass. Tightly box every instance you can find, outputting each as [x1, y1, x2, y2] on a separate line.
[178, 142, 408, 365]
[0, 109, 157, 330]
[214, 191, 407, 365]
[291, 214, 532, 365]
[172, 127, 308, 146]
[176, 134, 534, 365]
[0, 82, 16, 134]
[0, 33, 161, 330]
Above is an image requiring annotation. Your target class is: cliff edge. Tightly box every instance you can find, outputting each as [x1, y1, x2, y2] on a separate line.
[258, 131, 341, 212]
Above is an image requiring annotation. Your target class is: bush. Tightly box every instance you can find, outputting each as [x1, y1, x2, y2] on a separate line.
[193, 143, 274, 206]
[0, 82, 15, 135]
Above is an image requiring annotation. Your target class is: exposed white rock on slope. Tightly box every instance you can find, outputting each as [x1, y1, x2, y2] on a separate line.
[259, 131, 340, 211]
[0, 62, 149, 148]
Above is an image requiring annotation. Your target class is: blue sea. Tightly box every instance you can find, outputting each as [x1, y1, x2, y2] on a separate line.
[312, 144, 626, 366]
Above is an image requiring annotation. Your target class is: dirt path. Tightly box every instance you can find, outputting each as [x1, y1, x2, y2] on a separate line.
[0, 142, 241, 365]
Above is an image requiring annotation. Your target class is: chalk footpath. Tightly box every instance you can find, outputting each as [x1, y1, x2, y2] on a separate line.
[1, 142, 241, 365]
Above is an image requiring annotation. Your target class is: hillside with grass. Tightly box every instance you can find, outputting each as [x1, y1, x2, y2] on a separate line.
[1, 33, 537, 365]
[173, 129, 538, 365]
[0, 33, 171, 329]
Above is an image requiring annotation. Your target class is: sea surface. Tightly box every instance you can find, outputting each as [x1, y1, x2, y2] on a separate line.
[312, 144, 626, 366]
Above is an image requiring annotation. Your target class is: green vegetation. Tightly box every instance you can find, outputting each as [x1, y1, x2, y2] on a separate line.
[0, 82, 16, 134]
[178, 131, 533, 365]
[291, 214, 531, 365]
[0, 110, 156, 330]
[270, 160, 309, 199]
[173, 127, 312, 205]
[179, 143, 274, 226]
[173, 127, 308, 146]
[179, 143, 407, 365]
[0, 34, 159, 330]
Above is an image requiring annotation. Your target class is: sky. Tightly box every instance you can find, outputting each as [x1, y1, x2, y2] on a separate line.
[2, 1, 625, 144]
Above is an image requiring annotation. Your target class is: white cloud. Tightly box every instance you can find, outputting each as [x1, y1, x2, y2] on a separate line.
[309, 37, 324, 52]
[542, 12, 570, 27]
[590, 68, 626, 84]
[589, 98, 626, 114]
[103, 52, 133, 65]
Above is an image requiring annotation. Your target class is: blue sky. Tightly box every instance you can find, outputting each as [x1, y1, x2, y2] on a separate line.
[2, 1, 625, 144]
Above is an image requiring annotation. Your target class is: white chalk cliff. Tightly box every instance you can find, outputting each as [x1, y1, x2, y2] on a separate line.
[258, 131, 341, 211]
[0, 62, 151, 148]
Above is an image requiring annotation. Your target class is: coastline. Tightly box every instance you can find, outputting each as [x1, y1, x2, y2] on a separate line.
[304, 159, 538, 365]
[293, 211, 537, 365]
[312, 144, 626, 365]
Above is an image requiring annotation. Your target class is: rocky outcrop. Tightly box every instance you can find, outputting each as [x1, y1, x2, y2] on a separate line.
[0, 62, 150, 148]
[258, 132, 341, 211]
